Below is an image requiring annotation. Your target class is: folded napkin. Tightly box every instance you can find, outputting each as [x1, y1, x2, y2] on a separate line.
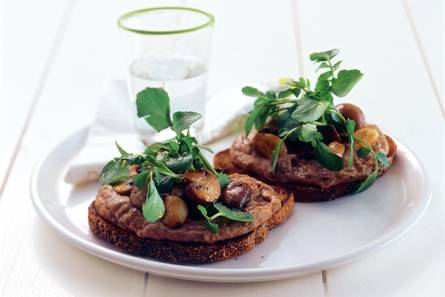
[64, 80, 274, 185]
[64, 80, 144, 185]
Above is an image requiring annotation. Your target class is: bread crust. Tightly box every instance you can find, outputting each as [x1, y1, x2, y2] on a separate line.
[214, 135, 397, 202]
[88, 193, 294, 264]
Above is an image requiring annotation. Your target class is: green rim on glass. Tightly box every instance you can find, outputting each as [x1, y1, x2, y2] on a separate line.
[117, 7, 215, 35]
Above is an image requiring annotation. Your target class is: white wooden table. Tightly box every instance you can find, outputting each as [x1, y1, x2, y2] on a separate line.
[1, 0, 444, 296]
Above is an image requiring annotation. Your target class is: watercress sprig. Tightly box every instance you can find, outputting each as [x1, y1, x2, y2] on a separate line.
[354, 137, 389, 193]
[241, 49, 392, 192]
[99, 87, 230, 224]
[197, 203, 254, 234]
[244, 49, 363, 173]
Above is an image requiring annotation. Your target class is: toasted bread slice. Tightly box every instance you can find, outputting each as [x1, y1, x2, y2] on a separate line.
[214, 135, 397, 202]
[88, 192, 294, 264]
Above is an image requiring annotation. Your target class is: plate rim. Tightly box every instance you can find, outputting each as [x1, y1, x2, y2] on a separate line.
[30, 127, 432, 282]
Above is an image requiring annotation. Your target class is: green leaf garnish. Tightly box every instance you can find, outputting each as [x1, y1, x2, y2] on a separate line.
[216, 172, 231, 189]
[314, 141, 343, 171]
[242, 49, 366, 174]
[136, 87, 172, 132]
[213, 203, 254, 222]
[197, 205, 219, 234]
[134, 170, 149, 188]
[309, 49, 339, 62]
[142, 176, 165, 223]
[356, 170, 378, 193]
[242, 86, 266, 97]
[197, 203, 254, 233]
[332, 69, 364, 97]
[291, 99, 329, 122]
[115, 141, 130, 156]
[375, 152, 389, 167]
[99, 159, 129, 185]
[172, 111, 202, 134]
[357, 147, 371, 158]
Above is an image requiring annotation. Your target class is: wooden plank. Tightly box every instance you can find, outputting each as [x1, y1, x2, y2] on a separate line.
[0, 0, 70, 193]
[0, 150, 145, 297]
[404, 0, 445, 115]
[145, 273, 324, 297]
[297, 0, 445, 296]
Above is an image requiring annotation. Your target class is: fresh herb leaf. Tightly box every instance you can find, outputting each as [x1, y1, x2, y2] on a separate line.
[197, 205, 219, 234]
[357, 147, 371, 158]
[309, 49, 339, 62]
[297, 123, 318, 142]
[115, 141, 130, 156]
[165, 154, 194, 173]
[346, 119, 356, 167]
[142, 176, 165, 223]
[332, 60, 342, 71]
[375, 152, 389, 167]
[99, 159, 129, 185]
[216, 172, 231, 189]
[172, 111, 201, 134]
[330, 111, 343, 123]
[314, 141, 343, 171]
[292, 99, 329, 122]
[332, 70, 364, 97]
[213, 203, 254, 222]
[245, 110, 258, 135]
[197, 203, 254, 234]
[153, 172, 175, 194]
[271, 138, 284, 172]
[242, 86, 265, 97]
[346, 119, 356, 134]
[204, 220, 219, 234]
[136, 87, 172, 132]
[134, 170, 149, 188]
[356, 170, 378, 193]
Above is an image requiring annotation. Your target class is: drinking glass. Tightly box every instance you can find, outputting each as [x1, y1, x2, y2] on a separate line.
[117, 7, 215, 142]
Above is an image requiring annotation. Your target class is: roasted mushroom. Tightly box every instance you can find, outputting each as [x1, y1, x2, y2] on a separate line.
[129, 186, 147, 209]
[328, 141, 346, 158]
[252, 132, 287, 159]
[354, 127, 380, 148]
[112, 181, 132, 196]
[184, 169, 221, 204]
[222, 181, 252, 209]
[162, 195, 188, 228]
[336, 103, 366, 130]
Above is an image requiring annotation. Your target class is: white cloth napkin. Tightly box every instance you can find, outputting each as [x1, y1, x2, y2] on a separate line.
[64, 80, 273, 185]
[64, 80, 144, 185]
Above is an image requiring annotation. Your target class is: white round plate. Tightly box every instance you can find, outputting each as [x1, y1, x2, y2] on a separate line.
[31, 127, 431, 282]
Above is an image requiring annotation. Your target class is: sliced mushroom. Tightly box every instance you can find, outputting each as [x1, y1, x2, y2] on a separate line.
[252, 132, 287, 159]
[328, 141, 346, 158]
[129, 186, 147, 209]
[183, 169, 221, 204]
[162, 195, 188, 228]
[222, 181, 252, 209]
[354, 127, 380, 148]
[112, 181, 132, 196]
[336, 103, 366, 130]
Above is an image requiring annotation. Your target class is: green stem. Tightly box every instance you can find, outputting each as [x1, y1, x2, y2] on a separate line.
[355, 137, 380, 171]
[198, 151, 217, 175]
